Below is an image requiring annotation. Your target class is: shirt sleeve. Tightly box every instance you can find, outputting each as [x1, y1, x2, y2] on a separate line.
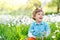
[28, 23, 34, 33]
[45, 23, 51, 37]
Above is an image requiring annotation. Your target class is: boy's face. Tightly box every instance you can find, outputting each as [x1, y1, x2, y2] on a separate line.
[35, 12, 44, 22]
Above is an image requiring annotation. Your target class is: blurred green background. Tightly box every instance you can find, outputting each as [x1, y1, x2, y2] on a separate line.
[0, 0, 60, 15]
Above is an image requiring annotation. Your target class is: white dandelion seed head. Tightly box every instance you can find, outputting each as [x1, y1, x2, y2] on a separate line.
[52, 35, 56, 38]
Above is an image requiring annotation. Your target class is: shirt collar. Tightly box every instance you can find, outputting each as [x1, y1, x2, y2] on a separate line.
[34, 21, 44, 25]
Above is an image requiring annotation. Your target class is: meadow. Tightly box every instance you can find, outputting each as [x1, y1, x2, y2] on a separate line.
[0, 15, 60, 40]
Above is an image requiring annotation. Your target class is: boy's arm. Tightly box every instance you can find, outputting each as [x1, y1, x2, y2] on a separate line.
[28, 23, 35, 37]
[45, 23, 51, 37]
[28, 23, 34, 33]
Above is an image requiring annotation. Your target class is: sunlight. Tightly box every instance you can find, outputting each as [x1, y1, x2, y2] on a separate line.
[13, 0, 28, 6]
[0, 0, 28, 10]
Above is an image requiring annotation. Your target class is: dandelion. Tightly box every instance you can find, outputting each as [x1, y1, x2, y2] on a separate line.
[52, 35, 56, 39]
[55, 22, 59, 28]
[54, 30, 60, 34]
[0, 15, 60, 25]
[0, 36, 2, 38]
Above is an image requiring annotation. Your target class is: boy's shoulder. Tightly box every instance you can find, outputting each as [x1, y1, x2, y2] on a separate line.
[40, 21, 49, 26]
[42, 21, 49, 26]
[31, 21, 48, 25]
[30, 22, 35, 25]
[42, 21, 48, 24]
[37, 21, 48, 24]
[30, 21, 35, 26]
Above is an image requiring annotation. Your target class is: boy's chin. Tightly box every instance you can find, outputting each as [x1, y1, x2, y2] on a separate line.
[38, 19, 43, 22]
[38, 20, 42, 22]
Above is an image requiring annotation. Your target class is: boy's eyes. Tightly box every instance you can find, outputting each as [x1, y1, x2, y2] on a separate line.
[37, 14, 40, 15]
[37, 13, 44, 16]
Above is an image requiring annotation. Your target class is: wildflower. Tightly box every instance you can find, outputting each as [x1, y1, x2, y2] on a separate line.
[52, 35, 56, 38]
[0, 36, 2, 38]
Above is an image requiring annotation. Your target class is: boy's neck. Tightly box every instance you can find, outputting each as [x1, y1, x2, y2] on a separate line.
[36, 21, 42, 24]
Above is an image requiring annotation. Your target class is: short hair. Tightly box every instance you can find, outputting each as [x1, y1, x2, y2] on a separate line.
[32, 8, 44, 20]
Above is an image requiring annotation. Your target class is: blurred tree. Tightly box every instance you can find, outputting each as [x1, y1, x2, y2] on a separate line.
[48, 0, 60, 13]
[17, 0, 41, 16]
[57, 0, 60, 13]
[0, 0, 41, 15]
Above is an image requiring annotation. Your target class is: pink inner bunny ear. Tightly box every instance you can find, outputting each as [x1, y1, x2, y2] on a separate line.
[34, 3, 38, 7]
[34, 3, 39, 8]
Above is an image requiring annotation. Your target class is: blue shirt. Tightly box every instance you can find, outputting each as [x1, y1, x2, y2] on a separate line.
[28, 21, 50, 37]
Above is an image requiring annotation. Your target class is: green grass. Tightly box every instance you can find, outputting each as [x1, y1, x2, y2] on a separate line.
[0, 22, 60, 40]
[0, 24, 29, 40]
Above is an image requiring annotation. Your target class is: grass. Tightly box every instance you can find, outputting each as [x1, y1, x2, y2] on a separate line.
[0, 22, 60, 40]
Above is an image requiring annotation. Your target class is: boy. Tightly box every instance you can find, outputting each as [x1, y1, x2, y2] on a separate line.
[28, 8, 50, 40]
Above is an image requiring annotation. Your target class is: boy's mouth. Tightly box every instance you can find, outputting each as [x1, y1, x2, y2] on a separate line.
[39, 18, 43, 19]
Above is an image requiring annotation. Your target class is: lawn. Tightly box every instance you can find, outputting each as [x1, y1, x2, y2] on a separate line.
[0, 22, 60, 40]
